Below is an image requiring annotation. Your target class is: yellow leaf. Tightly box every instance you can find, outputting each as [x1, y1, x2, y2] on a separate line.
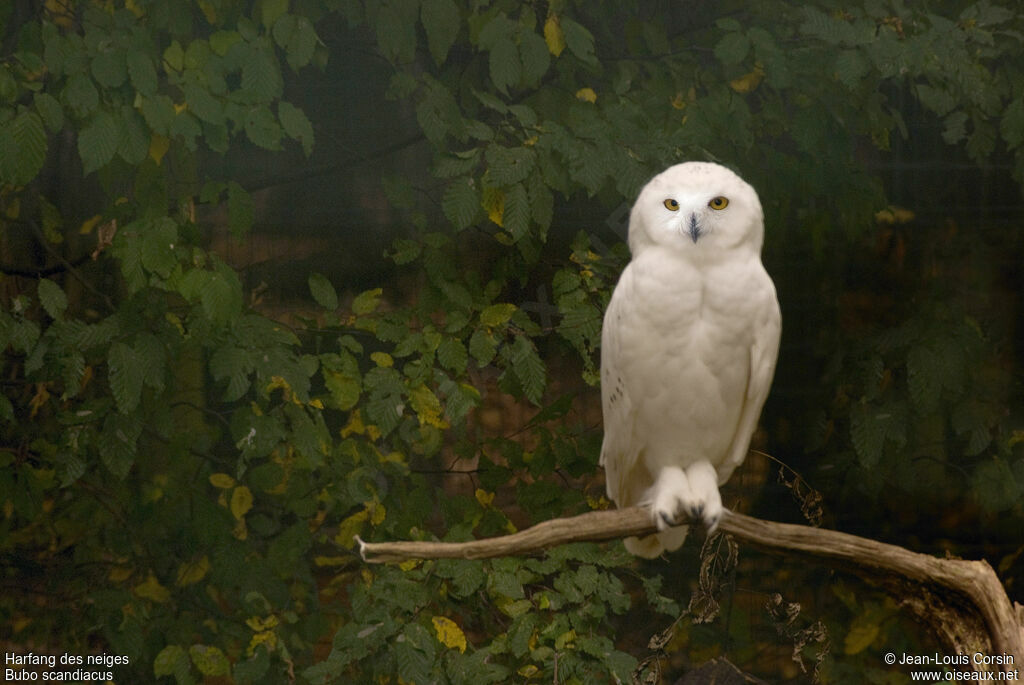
[729, 64, 765, 93]
[537, 593, 550, 609]
[399, 559, 420, 571]
[368, 500, 386, 525]
[517, 664, 539, 678]
[874, 205, 915, 225]
[335, 508, 370, 548]
[370, 351, 394, 368]
[314, 555, 348, 567]
[265, 375, 294, 401]
[209, 473, 235, 489]
[133, 573, 170, 603]
[543, 15, 565, 56]
[230, 486, 253, 520]
[173, 101, 188, 114]
[197, 0, 217, 23]
[45, 0, 75, 28]
[80, 213, 103, 235]
[670, 92, 687, 110]
[843, 618, 880, 655]
[408, 384, 449, 429]
[575, 87, 597, 103]
[340, 408, 367, 438]
[108, 566, 134, 583]
[309, 398, 324, 409]
[149, 133, 170, 165]
[4, 198, 18, 219]
[246, 615, 279, 632]
[233, 517, 248, 540]
[523, 135, 539, 146]
[475, 488, 495, 508]
[555, 629, 577, 650]
[29, 383, 50, 418]
[432, 616, 467, 653]
[247, 630, 277, 656]
[175, 555, 210, 586]
[12, 617, 31, 634]
[481, 186, 505, 227]
[125, 0, 144, 17]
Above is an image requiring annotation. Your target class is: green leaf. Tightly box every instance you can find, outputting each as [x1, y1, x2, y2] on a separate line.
[0, 110, 46, 185]
[376, 3, 418, 64]
[117, 106, 150, 165]
[78, 110, 120, 175]
[91, 50, 127, 88]
[561, 18, 597, 64]
[308, 272, 338, 310]
[273, 14, 318, 70]
[437, 338, 467, 374]
[99, 410, 142, 478]
[519, 30, 550, 87]
[278, 101, 314, 155]
[245, 106, 283, 150]
[489, 37, 521, 94]
[260, 0, 288, 28]
[509, 334, 545, 404]
[503, 182, 530, 240]
[154, 645, 190, 681]
[1004, 97, 1024, 149]
[108, 342, 145, 414]
[126, 51, 158, 95]
[62, 73, 99, 118]
[241, 41, 283, 102]
[469, 329, 498, 366]
[970, 458, 1019, 513]
[714, 31, 750, 65]
[442, 177, 479, 229]
[184, 82, 224, 124]
[486, 145, 535, 185]
[421, 0, 460, 65]
[227, 181, 254, 238]
[34, 92, 64, 133]
[37, 279, 68, 319]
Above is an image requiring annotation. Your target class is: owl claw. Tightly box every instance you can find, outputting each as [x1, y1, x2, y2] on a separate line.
[649, 463, 723, 534]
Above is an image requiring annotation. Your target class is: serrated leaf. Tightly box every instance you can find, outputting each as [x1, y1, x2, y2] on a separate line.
[78, 110, 120, 175]
[62, 73, 99, 118]
[189, 645, 230, 676]
[352, 287, 383, 315]
[421, 0, 460, 65]
[432, 616, 467, 653]
[0, 110, 47, 185]
[409, 383, 448, 428]
[154, 645, 189, 680]
[37, 278, 68, 319]
[503, 182, 530, 240]
[34, 92, 64, 133]
[126, 51, 157, 95]
[561, 17, 596, 64]
[519, 30, 550, 86]
[714, 31, 750, 65]
[489, 37, 521, 94]
[245, 106, 283, 150]
[308, 272, 338, 310]
[241, 41, 283, 102]
[175, 556, 210, 586]
[510, 334, 545, 404]
[442, 177, 479, 229]
[480, 303, 517, 327]
[278, 101, 314, 155]
[486, 145, 535, 185]
[108, 342, 144, 414]
[469, 328, 498, 365]
[134, 573, 170, 603]
[273, 14, 318, 70]
[437, 338, 467, 374]
[376, 3, 417, 64]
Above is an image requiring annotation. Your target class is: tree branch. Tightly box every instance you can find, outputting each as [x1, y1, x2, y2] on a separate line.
[358, 506, 1024, 675]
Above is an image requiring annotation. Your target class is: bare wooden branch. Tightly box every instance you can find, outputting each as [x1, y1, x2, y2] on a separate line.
[358, 506, 1024, 674]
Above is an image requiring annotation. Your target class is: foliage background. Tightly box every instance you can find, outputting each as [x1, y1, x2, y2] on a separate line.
[2, 0, 1023, 682]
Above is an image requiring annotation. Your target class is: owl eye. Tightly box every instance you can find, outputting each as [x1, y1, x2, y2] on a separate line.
[708, 196, 729, 210]
[663, 199, 680, 211]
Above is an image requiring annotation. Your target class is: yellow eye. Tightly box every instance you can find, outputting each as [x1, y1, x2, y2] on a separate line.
[663, 198, 680, 211]
[709, 196, 729, 210]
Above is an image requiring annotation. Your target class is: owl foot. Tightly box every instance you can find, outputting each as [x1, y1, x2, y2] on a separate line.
[648, 462, 722, 534]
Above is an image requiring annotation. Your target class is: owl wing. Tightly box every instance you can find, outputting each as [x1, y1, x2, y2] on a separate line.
[717, 273, 782, 484]
[598, 286, 643, 507]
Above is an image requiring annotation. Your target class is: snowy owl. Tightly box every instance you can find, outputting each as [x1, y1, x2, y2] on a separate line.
[600, 162, 781, 558]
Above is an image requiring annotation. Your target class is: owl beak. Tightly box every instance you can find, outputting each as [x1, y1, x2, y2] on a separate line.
[687, 213, 701, 243]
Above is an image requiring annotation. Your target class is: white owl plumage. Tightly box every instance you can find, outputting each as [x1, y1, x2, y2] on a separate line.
[600, 161, 781, 558]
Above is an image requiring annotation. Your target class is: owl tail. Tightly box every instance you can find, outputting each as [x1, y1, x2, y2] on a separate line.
[624, 526, 689, 558]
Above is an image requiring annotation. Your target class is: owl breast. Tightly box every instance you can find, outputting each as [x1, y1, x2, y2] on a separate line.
[610, 250, 764, 472]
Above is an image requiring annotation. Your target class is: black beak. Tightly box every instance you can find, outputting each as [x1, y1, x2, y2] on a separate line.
[688, 213, 701, 243]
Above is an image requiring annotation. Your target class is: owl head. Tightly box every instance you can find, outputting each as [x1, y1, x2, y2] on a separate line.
[627, 162, 764, 258]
